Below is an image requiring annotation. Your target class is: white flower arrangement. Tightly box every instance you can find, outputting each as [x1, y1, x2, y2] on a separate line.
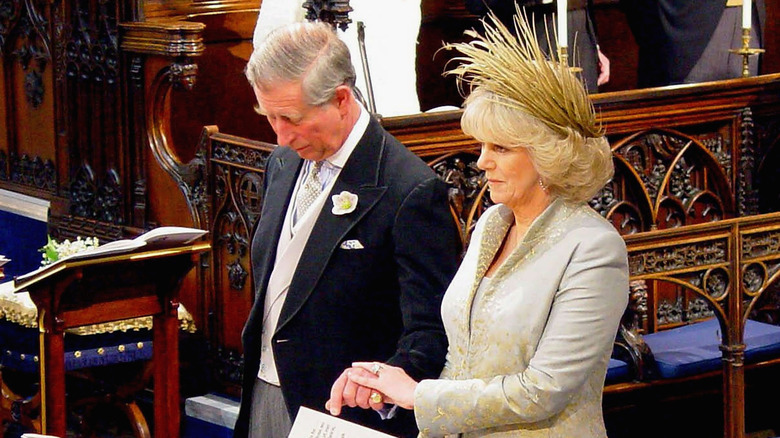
[40, 235, 100, 266]
[331, 191, 358, 215]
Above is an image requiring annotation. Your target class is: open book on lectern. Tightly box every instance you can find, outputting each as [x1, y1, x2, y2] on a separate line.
[13, 226, 207, 287]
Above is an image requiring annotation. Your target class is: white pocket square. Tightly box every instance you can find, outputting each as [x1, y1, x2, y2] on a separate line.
[339, 239, 364, 250]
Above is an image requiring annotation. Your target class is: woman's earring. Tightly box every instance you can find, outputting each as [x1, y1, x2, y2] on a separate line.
[538, 178, 548, 192]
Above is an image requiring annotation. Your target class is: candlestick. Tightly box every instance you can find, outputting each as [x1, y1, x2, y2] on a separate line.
[557, 0, 567, 49]
[558, 45, 568, 67]
[557, 45, 582, 76]
[728, 27, 764, 77]
[742, 0, 752, 29]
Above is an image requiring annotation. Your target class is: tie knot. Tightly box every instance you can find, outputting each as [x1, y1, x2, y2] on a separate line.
[309, 161, 323, 186]
[294, 160, 325, 224]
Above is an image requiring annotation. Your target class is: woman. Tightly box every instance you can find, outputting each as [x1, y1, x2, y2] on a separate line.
[327, 10, 628, 438]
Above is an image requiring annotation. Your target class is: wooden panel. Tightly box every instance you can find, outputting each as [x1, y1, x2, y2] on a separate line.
[763, 0, 780, 74]
[0, 0, 57, 198]
[592, 0, 639, 92]
[142, 0, 260, 21]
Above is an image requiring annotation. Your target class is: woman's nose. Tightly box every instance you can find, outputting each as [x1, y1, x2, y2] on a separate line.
[476, 150, 492, 170]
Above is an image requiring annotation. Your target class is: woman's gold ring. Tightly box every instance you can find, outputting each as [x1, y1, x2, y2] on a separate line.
[370, 363, 383, 375]
[370, 391, 383, 404]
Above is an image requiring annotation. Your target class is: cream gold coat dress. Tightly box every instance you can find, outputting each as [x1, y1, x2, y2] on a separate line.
[414, 199, 629, 438]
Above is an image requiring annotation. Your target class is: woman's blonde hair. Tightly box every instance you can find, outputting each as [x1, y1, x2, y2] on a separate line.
[461, 87, 613, 203]
[443, 6, 613, 203]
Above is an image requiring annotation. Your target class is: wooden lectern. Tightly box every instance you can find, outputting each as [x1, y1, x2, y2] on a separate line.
[13, 241, 210, 438]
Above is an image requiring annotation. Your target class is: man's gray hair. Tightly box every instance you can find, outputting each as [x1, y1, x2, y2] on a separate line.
[246, 21, 356, 106]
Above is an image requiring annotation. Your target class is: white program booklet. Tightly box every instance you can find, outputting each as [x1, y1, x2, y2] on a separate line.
[288, 407, 395, 438]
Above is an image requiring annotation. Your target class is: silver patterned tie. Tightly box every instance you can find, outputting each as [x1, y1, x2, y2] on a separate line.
[294, 161, 324, 224]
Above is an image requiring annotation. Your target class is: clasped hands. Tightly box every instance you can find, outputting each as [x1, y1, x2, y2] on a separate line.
[326, 362, 417, 416]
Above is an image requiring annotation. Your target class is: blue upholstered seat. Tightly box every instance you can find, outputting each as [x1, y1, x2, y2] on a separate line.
[643, 318, 780, 379]
[606, 358, 630, 384]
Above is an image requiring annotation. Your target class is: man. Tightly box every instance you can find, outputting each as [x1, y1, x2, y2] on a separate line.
[233, 21, 461, 438]
[622, 0, 766, 87]
[465, 0, 611, 92]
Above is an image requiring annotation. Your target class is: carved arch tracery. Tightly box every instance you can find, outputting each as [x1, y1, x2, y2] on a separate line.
[610, 129, 735, 232]
[1, 0, 50, 107]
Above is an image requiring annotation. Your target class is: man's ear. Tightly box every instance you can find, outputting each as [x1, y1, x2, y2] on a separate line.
[334, 85, 353, 116]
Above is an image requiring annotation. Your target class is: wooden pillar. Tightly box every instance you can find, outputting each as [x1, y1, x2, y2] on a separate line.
[40, 318, 67, 437]
[720, 343, 746, 438]
[153, 305, 181, 438]
[722, 221, 745, 438]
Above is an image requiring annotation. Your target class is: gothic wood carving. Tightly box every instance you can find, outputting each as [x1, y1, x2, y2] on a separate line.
[120, 20, 206, 228]
[1, 0, 51, 108]
[623, 213, 780, 437]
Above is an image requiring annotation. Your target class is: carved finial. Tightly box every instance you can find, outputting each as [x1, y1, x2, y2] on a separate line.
[302, 0, 353, 31]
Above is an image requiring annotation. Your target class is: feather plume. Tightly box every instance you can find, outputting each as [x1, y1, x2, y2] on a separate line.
[443, 6, 603, 139]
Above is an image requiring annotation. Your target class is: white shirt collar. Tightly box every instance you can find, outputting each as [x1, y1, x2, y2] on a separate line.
[324, 104, 370, 169]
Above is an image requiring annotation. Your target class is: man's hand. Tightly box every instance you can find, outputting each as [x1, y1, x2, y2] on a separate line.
[326, 367, 386, 415]
[597, 48, 610, 86]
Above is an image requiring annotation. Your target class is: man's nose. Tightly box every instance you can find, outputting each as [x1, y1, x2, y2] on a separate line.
[270, 118, 294, 146]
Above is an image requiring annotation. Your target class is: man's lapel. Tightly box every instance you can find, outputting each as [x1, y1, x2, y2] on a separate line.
[276, 120, 388, 331]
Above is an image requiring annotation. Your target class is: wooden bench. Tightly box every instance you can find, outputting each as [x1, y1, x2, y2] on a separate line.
[607, 214, 780, 437]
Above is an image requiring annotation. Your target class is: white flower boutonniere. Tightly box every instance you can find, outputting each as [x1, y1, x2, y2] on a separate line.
[331, 191, 358, 215]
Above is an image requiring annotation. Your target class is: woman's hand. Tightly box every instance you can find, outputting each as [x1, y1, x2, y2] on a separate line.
[348, 362, 418, 410]
[327, 366, 387, 415]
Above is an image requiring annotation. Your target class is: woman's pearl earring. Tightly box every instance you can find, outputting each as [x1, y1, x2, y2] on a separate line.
[538, 178, 548, 192]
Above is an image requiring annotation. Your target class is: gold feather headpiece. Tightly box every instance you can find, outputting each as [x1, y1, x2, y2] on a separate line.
[443, 7, 603, 139]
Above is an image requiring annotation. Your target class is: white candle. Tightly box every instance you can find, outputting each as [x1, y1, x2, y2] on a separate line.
[557, 0, 567, 48]
[743, 0, 752, 29]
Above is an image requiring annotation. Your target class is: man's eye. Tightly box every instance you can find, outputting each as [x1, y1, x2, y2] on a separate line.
[283, 116, 303, 125]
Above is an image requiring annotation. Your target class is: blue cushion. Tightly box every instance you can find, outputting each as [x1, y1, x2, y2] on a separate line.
[0, 320, 152, 373]
[644, 318, 780, 379]
[606, 358, 630, 384]
[0, 210, 48, 280]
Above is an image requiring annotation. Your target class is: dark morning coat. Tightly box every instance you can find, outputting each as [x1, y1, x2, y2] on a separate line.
[233, 117, 461, 438]
[621, 0, 766, 87]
